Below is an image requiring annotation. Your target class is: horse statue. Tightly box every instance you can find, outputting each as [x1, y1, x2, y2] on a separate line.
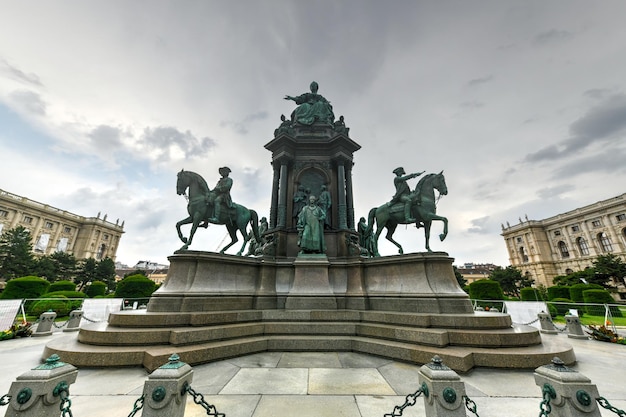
[367, 171, 448, 255]
[175, 169, 260, 255]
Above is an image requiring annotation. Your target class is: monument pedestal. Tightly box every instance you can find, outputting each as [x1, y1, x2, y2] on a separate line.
[285, 254, 337, 309]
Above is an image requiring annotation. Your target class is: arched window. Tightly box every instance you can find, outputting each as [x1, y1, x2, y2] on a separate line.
[565, 268, 574, 274]
[96, 243, 106, 260]
[577, 237, 590, 256]
[558, 241, 570, 259]
[519, 246, 529, 263]
[598, 233, 613, 252]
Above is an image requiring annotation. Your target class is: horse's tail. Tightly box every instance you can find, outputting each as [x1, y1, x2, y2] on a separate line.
[249, 209, 260, 242]
[367, 207, 377, 234]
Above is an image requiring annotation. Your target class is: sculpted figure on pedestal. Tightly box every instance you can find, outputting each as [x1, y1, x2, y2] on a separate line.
[296, 195, 326, 254]
[284, 81, 335, 126]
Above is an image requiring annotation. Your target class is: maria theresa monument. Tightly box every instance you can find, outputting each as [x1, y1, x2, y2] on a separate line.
[46, 82, 574, 372]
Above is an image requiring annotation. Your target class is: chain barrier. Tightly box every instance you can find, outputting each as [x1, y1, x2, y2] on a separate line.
[384, 384, 426, 417]
[127, 394, 145, 417]
[186, 383, 225, 416]
[57, 384, 73, 417]
[52, 320, 69, 329]
[513, 317, 540, 326]
[538, 383, 556, 417]
[597, 397, 626, 416]
[463, 395, 480, 417]
[547, 317, 567, 332]
[0, 394, 11, 406]
[81, 314, 105, 323]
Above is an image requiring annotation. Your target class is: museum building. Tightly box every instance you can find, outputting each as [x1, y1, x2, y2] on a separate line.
[501, 193, 626, 293]
[0, 188, 123, 261]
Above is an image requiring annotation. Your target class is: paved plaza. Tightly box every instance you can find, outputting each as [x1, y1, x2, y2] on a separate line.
[0, 330, 624, 417]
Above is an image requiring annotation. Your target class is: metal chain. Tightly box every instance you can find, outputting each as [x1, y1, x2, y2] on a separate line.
[547, 317, 567, 332]
[513, 317, 540, 326]
[186, 384, 225, 416]
[539, 383, 556, 417]
[59, 389, 73, 417]
[81, 315, 103, 323]
[127, 394, 145, 417]
[464, 395, 480, 417]
[52, 320, 69, 329]
[384, 386, 424, 417]
[0, 394, 11, 406]
[597, 397, 626, 416]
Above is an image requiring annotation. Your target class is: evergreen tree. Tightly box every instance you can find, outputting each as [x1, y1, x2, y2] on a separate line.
[592, 254, 626, 288]
[488, 265, 533, 298]
[0, 226, 35, 279]
[76, 258, 98, 291]
[95, 257, 116, 293]
[453, 266, 467, 287]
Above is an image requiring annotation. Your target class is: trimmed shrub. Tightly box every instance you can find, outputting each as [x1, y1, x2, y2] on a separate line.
[547, 286, 571, 300]
[569, 283, 603, 303]
[114, 274, 157, 299]
[547, 303, 558, 318]
[0, 276, 50, 299]
[30, 295, 72, 317]
[85, 281, 107, 298]
[48, 280, 76, 293]
[520, 287, 541, 301]
[549, 298, 575, 316]
[38, 291, 86, 313]
[468, 279, 504, 302]
[583, 289, 623, 317]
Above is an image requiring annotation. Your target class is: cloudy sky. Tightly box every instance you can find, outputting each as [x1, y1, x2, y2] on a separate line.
[1, 1, 625, 267]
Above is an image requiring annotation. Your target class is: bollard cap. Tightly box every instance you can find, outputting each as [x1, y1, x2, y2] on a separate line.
[148, 353, 193, 380]
[535, 357, 592, 383]
[419, 356, 461, 381]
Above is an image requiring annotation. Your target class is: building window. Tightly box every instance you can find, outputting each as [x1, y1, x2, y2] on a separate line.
[64, 226, 71, 233]
[598, 233, 613, 252]
[96, 243, 106, 260]
[554, 230, 561, 236]
[558, 241, 570, 259]
[617, 213, 626, 222]
[0, 209, 8, 218]
[577, 237, 590, 255]
[591, 220, 602, 227]
[519, 246, 529, 263]
[571, 225, 580, 232]
[516, 237, 522, 243]
[23, 215, 33, 224]
[35, 234, 50, 253]
[103, 234, 109, 241]
[45, 221, 54, 229]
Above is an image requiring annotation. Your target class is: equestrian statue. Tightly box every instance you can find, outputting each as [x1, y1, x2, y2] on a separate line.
[367, 169, 448, 255]
[175, 168, 260, 255]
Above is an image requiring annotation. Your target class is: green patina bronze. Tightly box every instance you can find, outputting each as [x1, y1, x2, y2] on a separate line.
[296, 195, 326, 254]
[368, 171, 448, 254]
[284, 81, 335, 125]
[34, 354, 67, 370]
[176, 169, 260, 255]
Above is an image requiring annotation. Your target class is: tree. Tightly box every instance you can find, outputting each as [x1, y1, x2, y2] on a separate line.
[453, 266, 467, 287]
[0, 226, 35, 280]
[488, 266, 533, 298]
[553, 269, 596, 286]
[76, 258, 98, 291]
[95, 257, 116, 293]
[50, 252, 77, 281]
[592, 254, 626, 288]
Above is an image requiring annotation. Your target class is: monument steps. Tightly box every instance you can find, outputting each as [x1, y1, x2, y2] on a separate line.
[44, 308, 574, 373]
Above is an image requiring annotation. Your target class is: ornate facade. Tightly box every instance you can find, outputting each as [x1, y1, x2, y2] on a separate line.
[0, 188, 124, 261]
[501, 193, 626, 290]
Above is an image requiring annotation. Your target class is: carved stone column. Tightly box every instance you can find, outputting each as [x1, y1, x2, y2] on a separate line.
[277, 162, 289, 228]
[345, 164, 355, 230]
[337, 163, 348, 230]
[270, 163, 280, 228]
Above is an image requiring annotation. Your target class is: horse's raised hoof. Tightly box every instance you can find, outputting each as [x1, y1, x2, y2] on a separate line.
[181, 237, 188, 244]
[439, 234, 446, 241]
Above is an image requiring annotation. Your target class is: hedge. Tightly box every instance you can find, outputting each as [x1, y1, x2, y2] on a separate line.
[85, 281, 107, 298]
[30, 295, 72, 317]
[520, 287, 541, 301]
[583, 289, 623, 317]
[0, 276, 50, 299]
[569, 283, 603, 303]
[48, 280, 77, 293]
[468, 279, 504, 302]
[114, 274, 157, 299]
[550, 298, 576, 316]
[547, 286, 570, 300]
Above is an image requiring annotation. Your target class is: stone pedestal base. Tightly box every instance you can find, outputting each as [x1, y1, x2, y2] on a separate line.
[286, 254, 337, 309]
